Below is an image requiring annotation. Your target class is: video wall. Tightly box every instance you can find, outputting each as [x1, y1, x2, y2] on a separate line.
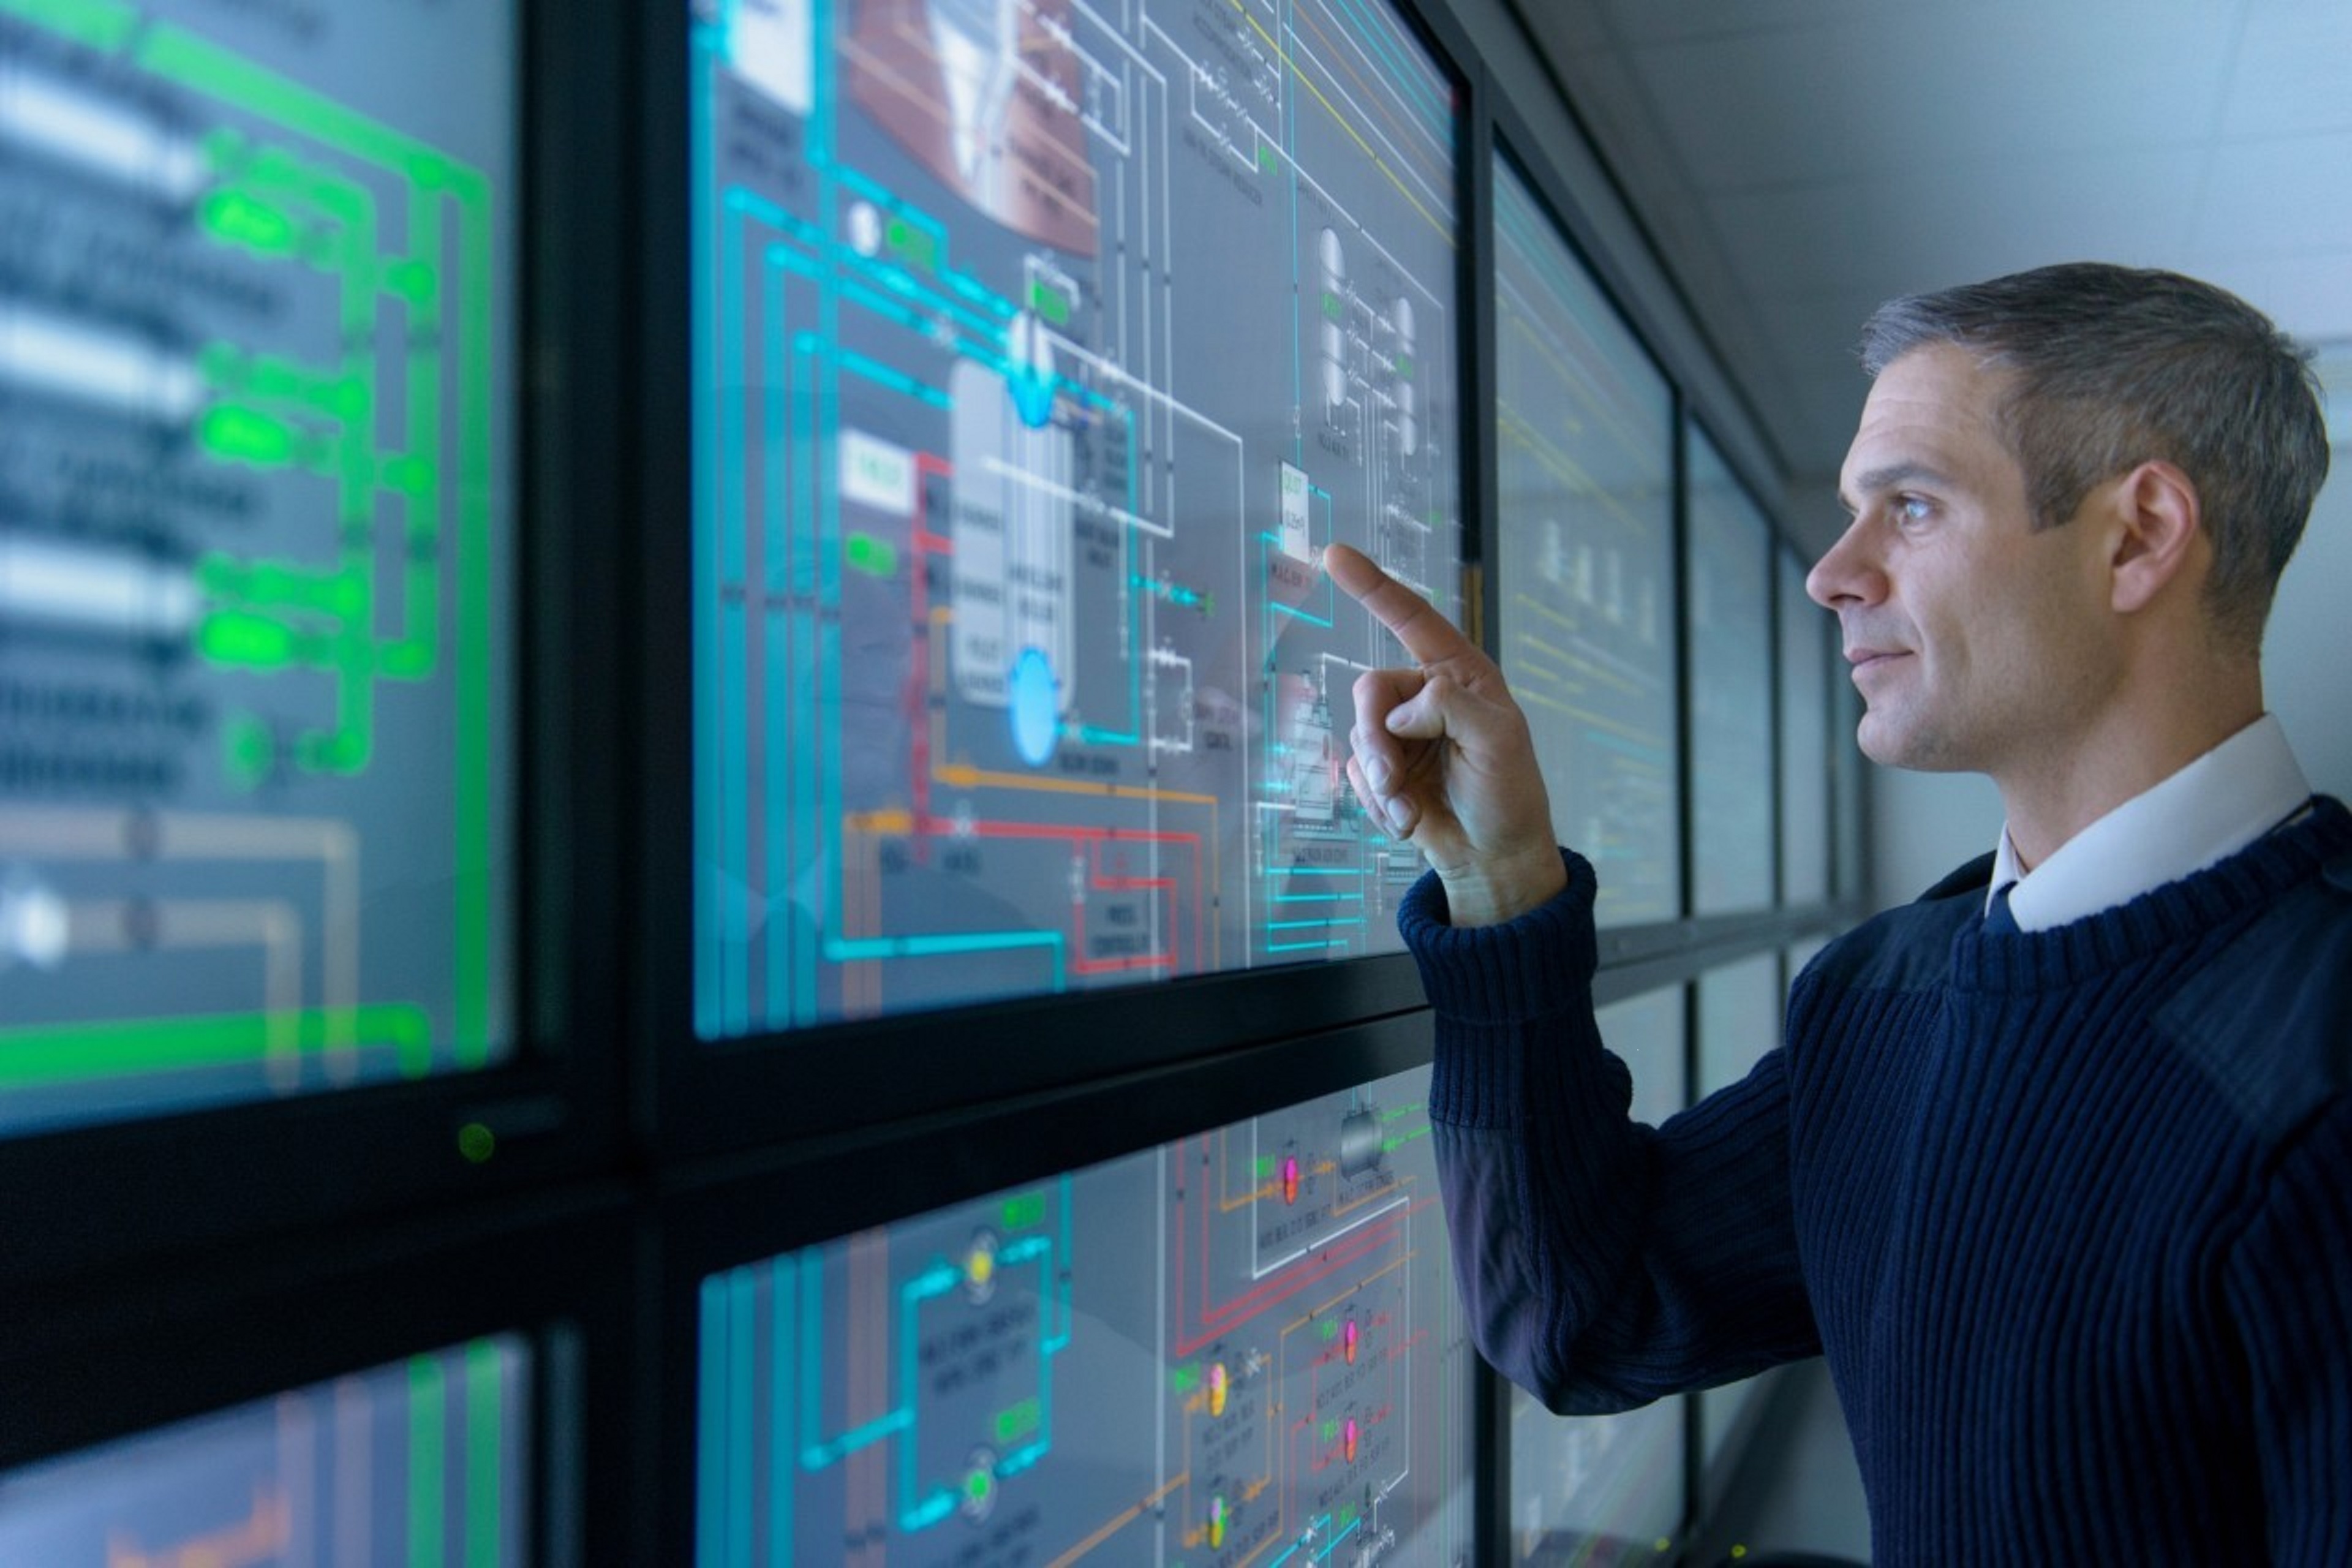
[689, 0, 1462, 1037]
[0, 1336, 531, 1564]
[697, 1067, 1477, 1566]
[0, 0, 1863, 1562]
[1490, 154, 1678, 929]
[0, 0, 516, 1137]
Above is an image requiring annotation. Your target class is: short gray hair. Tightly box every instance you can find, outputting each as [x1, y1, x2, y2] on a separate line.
[1858, 263, 2330, 652]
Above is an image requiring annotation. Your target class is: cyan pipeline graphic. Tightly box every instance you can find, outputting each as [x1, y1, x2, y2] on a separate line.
[695, 1068, 1476, 1567]
[691, 0, 1464, 1038]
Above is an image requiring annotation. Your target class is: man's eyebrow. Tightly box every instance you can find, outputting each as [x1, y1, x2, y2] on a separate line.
[1838, 461, 1954, 512]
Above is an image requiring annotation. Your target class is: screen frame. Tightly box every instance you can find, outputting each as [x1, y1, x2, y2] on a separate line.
[0, 0, 631, 1284]
[0, 1194, 641, 1564]
[641, 0, 1489, 1162]
[1681, 412, 1780, 919]
[1485, 134, 1689, 937]
[647, 1008, 1481, 1564]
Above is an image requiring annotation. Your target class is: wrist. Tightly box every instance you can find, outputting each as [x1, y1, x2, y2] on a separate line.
[1436, 846, 1569, 928]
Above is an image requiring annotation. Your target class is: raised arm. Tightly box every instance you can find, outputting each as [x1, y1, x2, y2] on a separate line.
[1322, 543, 1566, 927]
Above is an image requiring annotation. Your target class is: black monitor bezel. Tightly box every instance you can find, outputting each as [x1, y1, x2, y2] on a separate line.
[0, 1193, 644, 1565]
[646, 1009, 1498, 1565]
[639, 0, 1489, 1161]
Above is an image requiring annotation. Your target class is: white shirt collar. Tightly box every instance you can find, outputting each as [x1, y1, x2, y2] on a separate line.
[1988, 714, 2313, 932]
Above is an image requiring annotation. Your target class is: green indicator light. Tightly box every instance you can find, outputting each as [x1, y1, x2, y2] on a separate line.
[201, 189, 297, 253]
[995, 1396, 1040, 1443]
[1321, 1417, 1339, 1442]
[1030, 281, 1069, 326]
[1000, 1189, 1047, 1231]
[845, 532, 899, 578]
[199, 404, 296, 466]
[888, 222, 938, 271]
[387, 258, 437, 303]
[458, 1122, 496, 1164]
[1255, 1155, 1273, 1179]
[197, 611, 296, 669]
[1321, 290, 1343, 322]
[1257, 144, 1276, 173]
[297, 733, 368, 774]
[1171, 1365, 1200, 1394]
[963, 1468, 993, 1507]
[1320, 1318, 1338, 1341]
[1395, 355, 1413, 379]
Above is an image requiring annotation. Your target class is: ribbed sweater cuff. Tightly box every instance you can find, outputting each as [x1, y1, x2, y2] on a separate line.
[1402, 850, 1600, 1126]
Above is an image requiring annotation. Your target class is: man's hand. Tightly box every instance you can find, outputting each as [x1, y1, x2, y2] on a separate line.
[1324, 543, 1567, 927]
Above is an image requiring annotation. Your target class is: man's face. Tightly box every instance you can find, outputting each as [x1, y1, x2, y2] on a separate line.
[1810, 344, 2119, 775]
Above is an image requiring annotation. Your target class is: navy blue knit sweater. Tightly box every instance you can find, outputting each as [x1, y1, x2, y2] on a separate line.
[1406, 797, 2352, 1562]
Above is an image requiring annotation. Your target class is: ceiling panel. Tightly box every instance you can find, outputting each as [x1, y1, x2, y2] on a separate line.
[1705, 147, 2207, 303]
[1518, 0, 2352, 480]
[1627, 2, 2241, 195]
[2192, 131, 2352, 257]
[2219, 1, 2352, 139]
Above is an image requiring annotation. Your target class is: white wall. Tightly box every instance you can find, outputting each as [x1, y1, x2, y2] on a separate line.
[2265, 445, 2352, 803]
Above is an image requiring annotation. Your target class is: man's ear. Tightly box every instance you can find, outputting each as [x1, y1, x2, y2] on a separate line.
[2107, 459, 2203, 615]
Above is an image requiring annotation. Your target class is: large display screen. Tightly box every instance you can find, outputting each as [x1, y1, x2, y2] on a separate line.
[697, 1066, 1477, 1564]
[690, 0, 1463, 1036]
[0, 1335, 532, 1564]
[0, 0, 515, 1135]
[1694, 954, 1780, 1471]
[1684, 427, 1772, 916]
[1509, 987, 1686, 1561]
[1490, 156, 1676, 929]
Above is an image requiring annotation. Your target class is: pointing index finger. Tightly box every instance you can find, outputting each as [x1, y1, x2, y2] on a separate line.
[1322, 543, 1478, 668]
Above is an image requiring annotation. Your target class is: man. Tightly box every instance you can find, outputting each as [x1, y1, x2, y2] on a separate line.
[1327, 263, 2351, 1561]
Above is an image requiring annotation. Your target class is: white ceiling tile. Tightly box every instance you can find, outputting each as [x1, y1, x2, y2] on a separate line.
[1626, 2, 2237, 193]
[1595, 0, 1932, 50]
[1515, 0, 1613, 65]
[2218, 1, 2352, 140]
[2192, 132, 2352, 257]
[1705, 146, 2207, 302]
[2196, 250, 2352, 347]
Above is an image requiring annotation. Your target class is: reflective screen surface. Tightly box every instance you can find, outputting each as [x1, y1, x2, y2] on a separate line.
[0, 0, 518, 1135]
[698, 1066, 1477, 1565]
[0, 1335, 532, 1564]
[690, 0, 1464, 1037]
[1685, 426, 1773, 916]
[1508, 987, 1686, 1561]
[1490, 156, 1677, 929]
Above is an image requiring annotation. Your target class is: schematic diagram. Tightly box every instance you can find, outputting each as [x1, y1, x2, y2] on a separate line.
[692, 0, 1462, 1035]
[698, 1066, 1475, 1566]
[1490, 160, 1677, 929]
[0, 0, 513, 1133]
[0, 1336, 529, 1566]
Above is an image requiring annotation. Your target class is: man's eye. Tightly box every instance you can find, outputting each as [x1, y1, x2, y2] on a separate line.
[1894, 495, 1932, 523]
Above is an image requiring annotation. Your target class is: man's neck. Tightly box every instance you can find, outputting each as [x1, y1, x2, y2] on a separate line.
[1996, 680, 2264, 873]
